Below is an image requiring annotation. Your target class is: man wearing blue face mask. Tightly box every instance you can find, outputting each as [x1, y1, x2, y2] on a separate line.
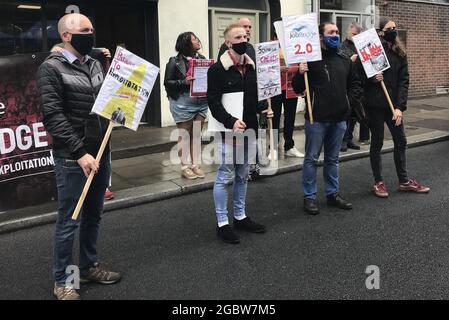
[292, 22, 362, 215]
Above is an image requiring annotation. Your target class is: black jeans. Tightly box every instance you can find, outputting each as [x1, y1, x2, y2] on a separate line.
[271, 91, 298, 151]
[367, 108, 408, 184]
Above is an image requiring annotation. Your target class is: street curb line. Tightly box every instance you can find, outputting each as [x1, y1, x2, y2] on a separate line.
[1, 133, 448, 235]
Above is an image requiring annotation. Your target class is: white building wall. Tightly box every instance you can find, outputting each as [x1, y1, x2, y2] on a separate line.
[158, 0, 210, 127]
[279, 0, 307, 16]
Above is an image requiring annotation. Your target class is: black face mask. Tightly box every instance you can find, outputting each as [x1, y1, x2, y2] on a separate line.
[70, 33, 94, 56]
[231, 41, 248, 55]
[383, 29, 398, 43]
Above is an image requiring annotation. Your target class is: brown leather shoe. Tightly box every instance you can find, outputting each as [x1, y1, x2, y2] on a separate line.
[80, 263, 121, 285]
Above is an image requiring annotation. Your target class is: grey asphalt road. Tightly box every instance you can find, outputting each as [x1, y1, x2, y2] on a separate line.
[1, 141, 449, 300]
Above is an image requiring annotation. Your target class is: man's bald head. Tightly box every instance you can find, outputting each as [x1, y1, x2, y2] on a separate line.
[238, 17, 252, 41]
[57, 13, 95, 59]
[58, 13, 94, 37]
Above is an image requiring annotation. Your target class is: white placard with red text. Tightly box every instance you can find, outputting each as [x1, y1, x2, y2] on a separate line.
[190, 59, 214, 97]
[352, 28, 390, 78]
[282, 13, 322, 64]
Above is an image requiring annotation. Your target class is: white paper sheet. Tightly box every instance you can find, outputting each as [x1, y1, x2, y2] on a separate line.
[274, 21, 290, 65]
[207, 92, 244, 132]
[191, 66, 209, 94]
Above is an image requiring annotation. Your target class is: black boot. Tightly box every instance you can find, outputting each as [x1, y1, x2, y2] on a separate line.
[327, 194, 353, 210]
[347, 140, 361, 150]
[304, 198, 320, 215]
[340, 141, 348, 152]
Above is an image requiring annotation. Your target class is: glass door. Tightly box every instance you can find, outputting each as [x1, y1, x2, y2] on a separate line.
[336, 14, 360, 40]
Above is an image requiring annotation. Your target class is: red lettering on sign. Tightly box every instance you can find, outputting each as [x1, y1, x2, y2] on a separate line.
[306, 43, 313, 54]
[368, 43, 383, 57]
[359, 48, 371, 62]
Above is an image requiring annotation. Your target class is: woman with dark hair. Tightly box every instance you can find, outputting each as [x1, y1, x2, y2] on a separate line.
[164, 32, 209, 180]
[364, 18, 429, 198]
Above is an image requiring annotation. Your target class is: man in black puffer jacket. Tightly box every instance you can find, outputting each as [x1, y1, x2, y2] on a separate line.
[37, 13, 121, 301]
[292, 22, 362, 216]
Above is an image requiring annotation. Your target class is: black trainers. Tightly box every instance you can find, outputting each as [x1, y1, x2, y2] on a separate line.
[327, 194, 353, 210]
[304, 198, 320, 215]
[249, 163, 261, 181]
[217, 225, 240, 244]
[233, 217, 266, 233]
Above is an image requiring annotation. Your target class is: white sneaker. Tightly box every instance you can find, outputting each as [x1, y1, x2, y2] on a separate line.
[285, 147, 304, 158]
[267, 149, 278, 161]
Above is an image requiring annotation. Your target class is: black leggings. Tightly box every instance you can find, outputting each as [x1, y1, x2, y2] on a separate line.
[271, 91, 298, 151]
[367, 108, 408, 184]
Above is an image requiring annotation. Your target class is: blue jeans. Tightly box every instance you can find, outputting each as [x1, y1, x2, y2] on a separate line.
[213, 138, 257, 226]
[302, 121, 346, 199]
[53, 153, 111, 285]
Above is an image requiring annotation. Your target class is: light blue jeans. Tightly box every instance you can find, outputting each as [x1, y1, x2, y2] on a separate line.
[302, 120, 347, 199]
[213, 137, 257, 226]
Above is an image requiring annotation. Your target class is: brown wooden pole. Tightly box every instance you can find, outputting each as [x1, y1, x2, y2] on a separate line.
[267, 98, 275, 161]
[380, 80, 396, 115]
[71, 121, 114, 221]
[304, 71, 314, 124]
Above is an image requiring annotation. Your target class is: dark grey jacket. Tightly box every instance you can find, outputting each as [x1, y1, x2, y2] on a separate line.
[37, 53, 109, 160]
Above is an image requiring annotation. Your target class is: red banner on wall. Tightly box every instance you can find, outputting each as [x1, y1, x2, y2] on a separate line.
[0, 53, 56, 211]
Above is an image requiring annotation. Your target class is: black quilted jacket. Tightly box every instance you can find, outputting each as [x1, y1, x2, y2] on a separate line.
[37, 53, 109, 160]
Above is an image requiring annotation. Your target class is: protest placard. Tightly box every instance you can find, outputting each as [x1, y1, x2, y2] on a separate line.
[274, 21, 289, 65]
[190, 59, 214, 97]
[282, 13, 321, 65]
[353, 28, 395, 114]
[352, 28, 390, 79]
[255, 41, 282, 102]
[91, 46, 159, 131]
[280, 13, 321, 123]
[73, 47, 159, 220]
